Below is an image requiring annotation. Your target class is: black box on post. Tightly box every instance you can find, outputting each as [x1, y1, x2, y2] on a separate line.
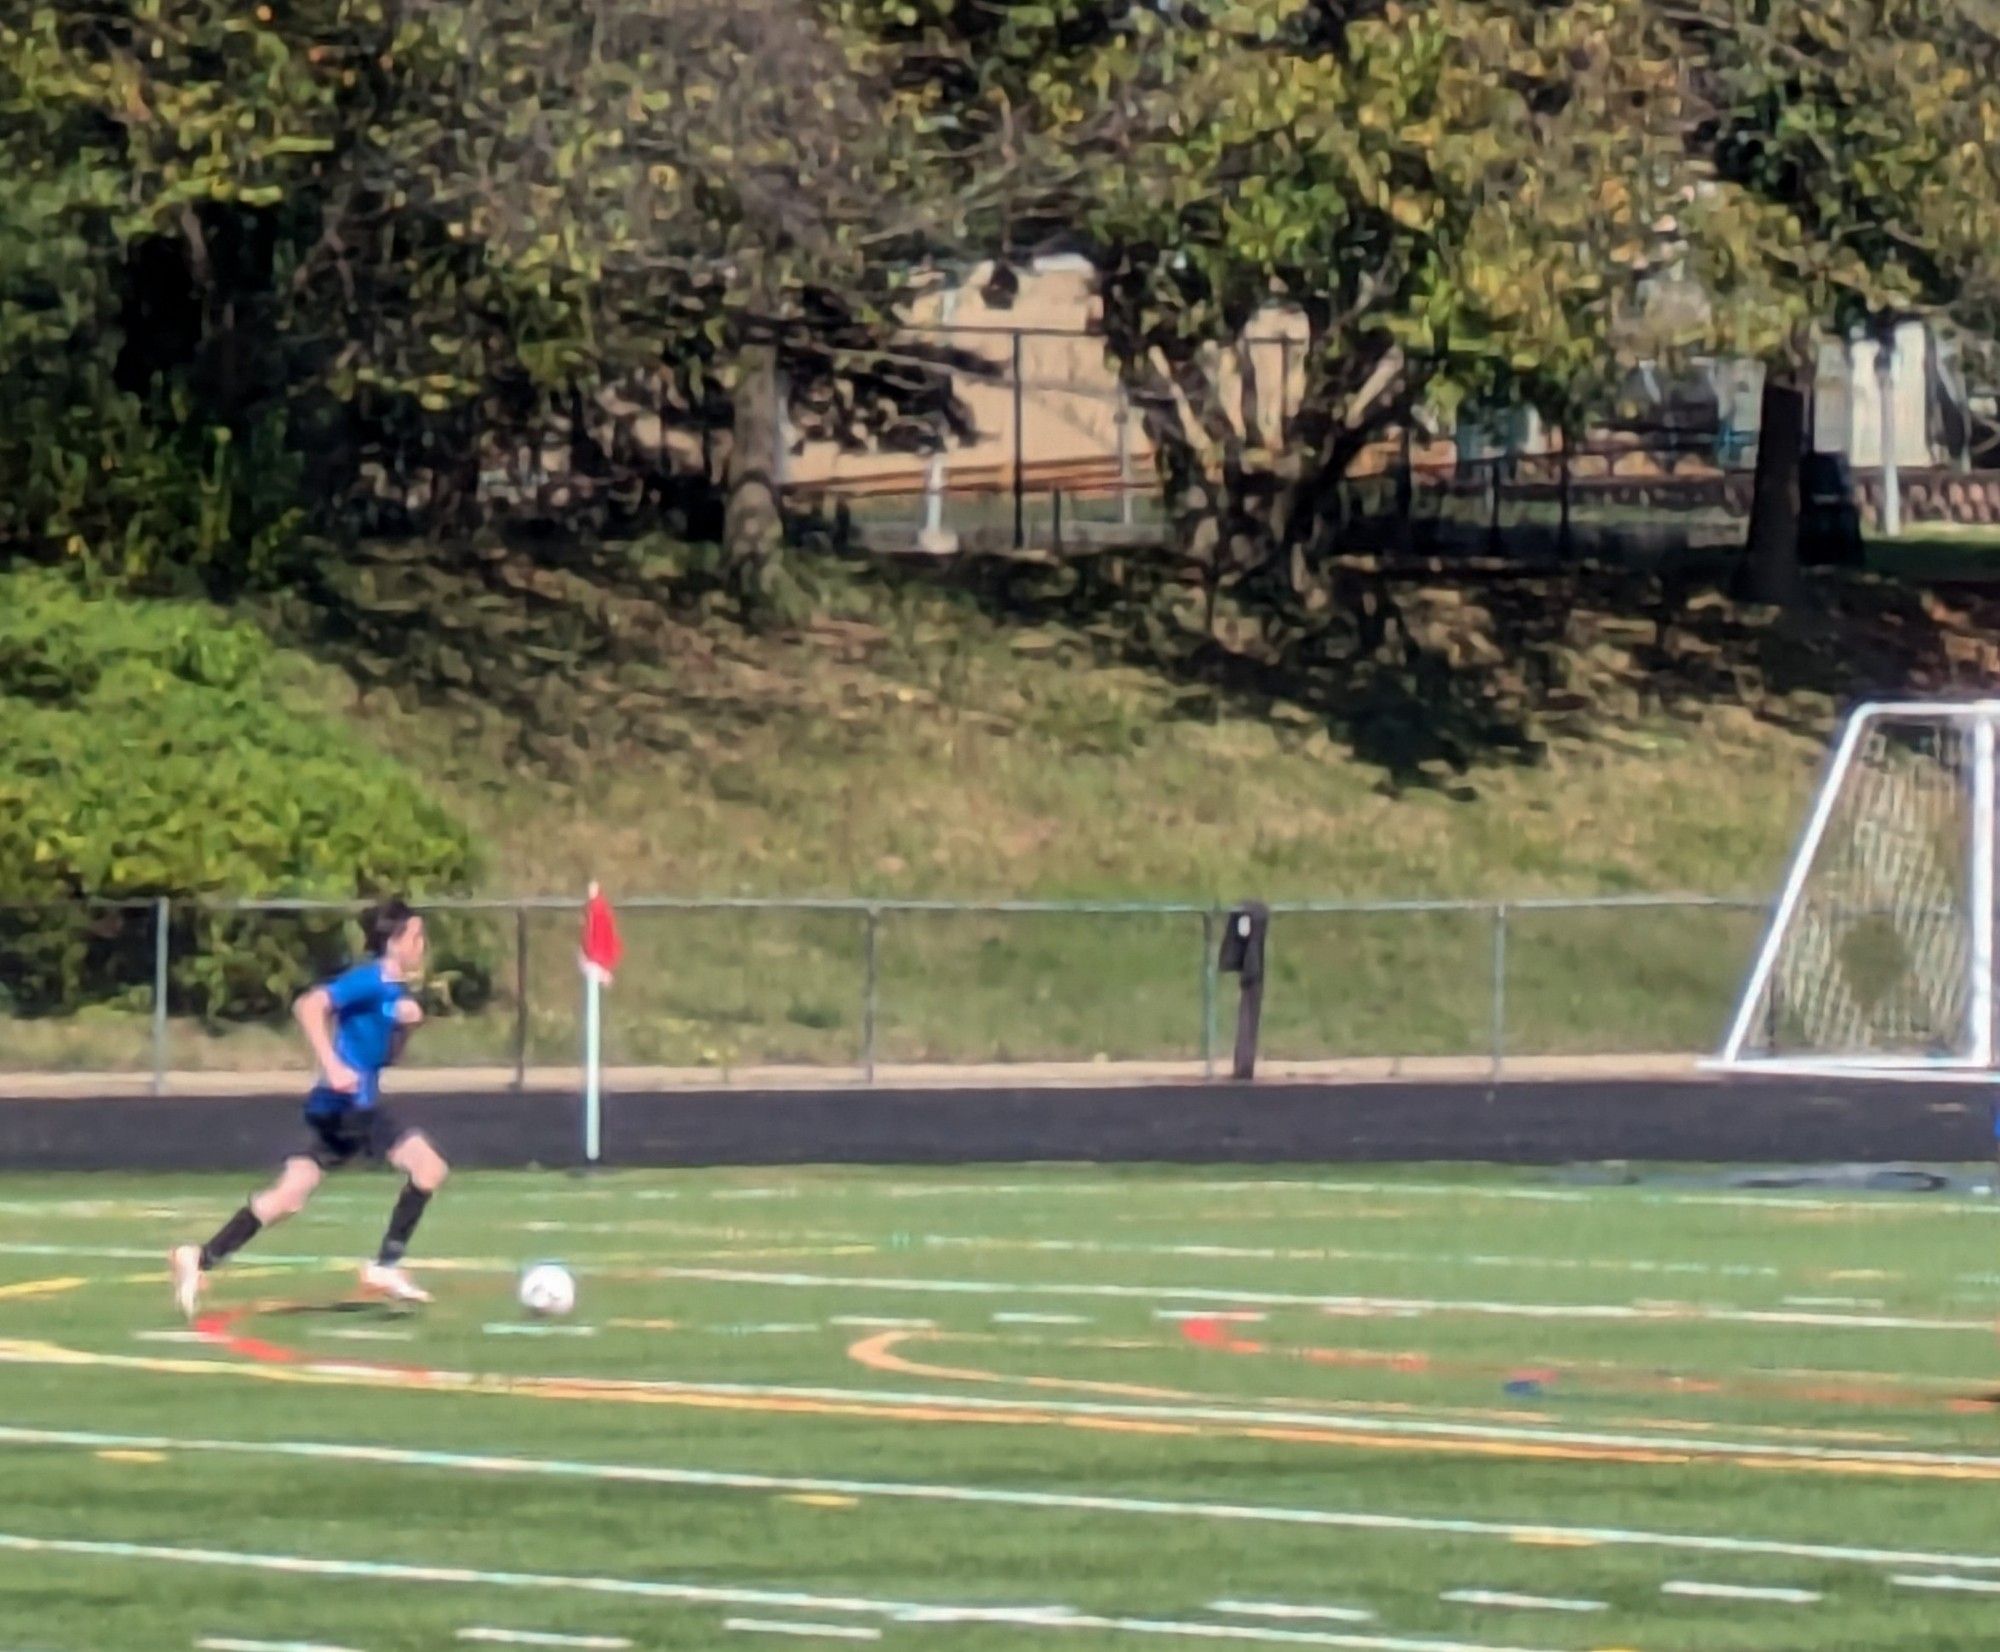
[1218, 903, 1269, 1080]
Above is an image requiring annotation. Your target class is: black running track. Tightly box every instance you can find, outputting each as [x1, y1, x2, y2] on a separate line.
[0, 1077, 1990, 1170]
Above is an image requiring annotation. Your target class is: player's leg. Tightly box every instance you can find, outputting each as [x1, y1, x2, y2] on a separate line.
[170, 1155, 326, 1320]
[359, 1123, 448, 1304]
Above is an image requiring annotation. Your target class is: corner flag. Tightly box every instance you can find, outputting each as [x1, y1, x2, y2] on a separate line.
[579, 882, 621, 1164]
[580, 882, 623, 984]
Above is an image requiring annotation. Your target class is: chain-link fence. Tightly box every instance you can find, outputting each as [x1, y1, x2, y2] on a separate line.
[0, 893, 1766, 1090]
[774, 317, 1778, 561]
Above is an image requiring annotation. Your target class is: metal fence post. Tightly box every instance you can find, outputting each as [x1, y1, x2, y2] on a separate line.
[512, 904, 529, 1092]
[1116, 379, 1135, 530]
[152, 896, 170, 1097]
[1490, 902, 1509, 1080]
[1012, 330, 1026, 549]
[862, 907, 880, 1084]
[1200, 910, 1217, 1077]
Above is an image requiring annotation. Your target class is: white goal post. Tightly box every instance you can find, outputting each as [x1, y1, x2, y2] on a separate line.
[1711, 699, 2000, 1081]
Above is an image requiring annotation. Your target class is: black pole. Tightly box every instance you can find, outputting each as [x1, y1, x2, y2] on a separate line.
[1012, 330, 1026, 549]
[1217, 903, 1270, 1081]
[512, 905, 529, 1093]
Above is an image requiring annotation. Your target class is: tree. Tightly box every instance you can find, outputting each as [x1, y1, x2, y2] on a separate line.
[1666, 0, 2000, 599]
[380, 0, 1047, 606]
[998, 0, 1688, 600]
[0, 1, 376, 585]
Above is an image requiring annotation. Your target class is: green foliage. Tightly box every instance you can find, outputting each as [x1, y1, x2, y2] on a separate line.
[0, 4, 371, 587]
[0, 388, 307, 590]
[4, 0, 2000, 608]
[0, 571, 484, 1018]
[1675, 0, 2000, 352]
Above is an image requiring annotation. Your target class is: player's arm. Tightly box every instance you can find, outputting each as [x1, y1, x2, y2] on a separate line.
[389, 996, 424, 1064]
[295, 985, 360, 1093]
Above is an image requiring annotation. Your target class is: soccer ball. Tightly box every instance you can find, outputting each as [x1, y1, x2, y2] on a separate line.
[518, 1262, 577, 1318]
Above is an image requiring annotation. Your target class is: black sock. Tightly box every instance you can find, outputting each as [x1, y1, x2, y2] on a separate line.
[199, 1206, 263, 1272]
[376, 1183, 433, 1267]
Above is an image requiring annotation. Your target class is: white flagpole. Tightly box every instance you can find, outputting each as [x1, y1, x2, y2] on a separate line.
[583, 882, 604, 1165]
[584, 967, 602, 1164]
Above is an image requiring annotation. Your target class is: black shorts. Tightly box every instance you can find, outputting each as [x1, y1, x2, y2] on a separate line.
[298, 1107, 414, 1171]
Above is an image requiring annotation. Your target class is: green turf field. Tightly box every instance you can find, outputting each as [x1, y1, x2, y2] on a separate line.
[5, 1164, 2000, 1650]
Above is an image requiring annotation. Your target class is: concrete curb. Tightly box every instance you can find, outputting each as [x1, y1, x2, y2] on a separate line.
[0, 1052, 1707, 1099]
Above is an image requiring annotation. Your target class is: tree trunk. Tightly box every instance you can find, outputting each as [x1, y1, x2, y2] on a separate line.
[1736, 354, 1813, 605]
[723, 340, 784, 600]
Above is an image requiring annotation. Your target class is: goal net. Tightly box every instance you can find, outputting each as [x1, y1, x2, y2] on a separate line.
[1714, 700, 1999, 1079]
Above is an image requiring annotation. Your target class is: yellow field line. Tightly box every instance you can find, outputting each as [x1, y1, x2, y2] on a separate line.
[0, 1277, 85, 1302]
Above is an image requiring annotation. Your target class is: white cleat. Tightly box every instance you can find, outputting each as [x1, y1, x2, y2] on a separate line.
[169, 1245, 204, 1323]
[359, 1262, 432, 1305]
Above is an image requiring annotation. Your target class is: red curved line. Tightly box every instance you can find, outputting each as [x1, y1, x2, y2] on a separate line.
[193, 1306, 429, 1378]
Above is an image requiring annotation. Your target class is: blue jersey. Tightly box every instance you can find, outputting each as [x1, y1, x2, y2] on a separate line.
[304, 960, 408, 1117]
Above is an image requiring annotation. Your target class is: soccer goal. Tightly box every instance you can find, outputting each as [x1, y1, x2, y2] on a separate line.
[1712, 699, 2000, 1080]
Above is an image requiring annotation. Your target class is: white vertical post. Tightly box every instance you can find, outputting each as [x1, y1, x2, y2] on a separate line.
[921, 286, 960, 551]
[1877, 327, 1901, 538]
[1972, 714, 1996, 1067]
[584, 967, 603, 1164]
[1720, 703, 1882, 1063]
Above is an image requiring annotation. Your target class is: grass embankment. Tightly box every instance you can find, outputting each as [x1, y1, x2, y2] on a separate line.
[21, 538, 2000, 1074]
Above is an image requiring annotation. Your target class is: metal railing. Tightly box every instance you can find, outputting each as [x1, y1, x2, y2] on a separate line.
[0, 892, 1770, 1091]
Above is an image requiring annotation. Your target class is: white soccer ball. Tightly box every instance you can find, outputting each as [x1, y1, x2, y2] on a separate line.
[518, 1262, 577, 1318]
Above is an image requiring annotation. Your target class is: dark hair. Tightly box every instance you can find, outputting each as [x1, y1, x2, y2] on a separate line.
[361, 898, 419, 957]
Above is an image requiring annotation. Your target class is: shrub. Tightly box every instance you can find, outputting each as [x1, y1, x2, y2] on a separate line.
[0, 569, 486, 1018]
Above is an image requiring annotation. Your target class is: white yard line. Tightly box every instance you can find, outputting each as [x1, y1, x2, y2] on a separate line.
[482, 1326, 599, 1338]
[724, 1622, 879, 1642]
[1209, 1603, 1375, 1624]
[1660, 1582, 1821, 1604]
[0, 1529, 1569, 1652]
[1439, 1592, 1604, 1613]
[926, 1235, 1781, 1281]
[3, 1424, 1999, 1577]
[1892, 1574, 2000, 1596]
[992, 1313, 1091, 1326]
[709, 1324, 822, 1336]
[457, 1630, 633, 1648]
[827, 1318, 934, 1330]
[1, 1242, 1951, 1329]
[1154, 1310, 1266, 1323]
[646, 1265, 1990, 1332]
[197, 1640, 368, 1652]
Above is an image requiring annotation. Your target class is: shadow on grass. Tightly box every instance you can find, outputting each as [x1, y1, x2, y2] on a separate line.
[253, 518, 1999, 799]
[867, 540, 1992, 789]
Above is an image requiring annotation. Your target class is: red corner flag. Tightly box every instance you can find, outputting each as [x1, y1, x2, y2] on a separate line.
[580, 882, 622, 985]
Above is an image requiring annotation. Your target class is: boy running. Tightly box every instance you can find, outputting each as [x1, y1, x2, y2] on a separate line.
[170, 898, 448, 1318]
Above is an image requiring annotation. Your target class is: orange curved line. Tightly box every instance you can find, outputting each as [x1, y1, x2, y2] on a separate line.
[0, 1328, 1993, 1481]
[852, 1327, 1913, 1445]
